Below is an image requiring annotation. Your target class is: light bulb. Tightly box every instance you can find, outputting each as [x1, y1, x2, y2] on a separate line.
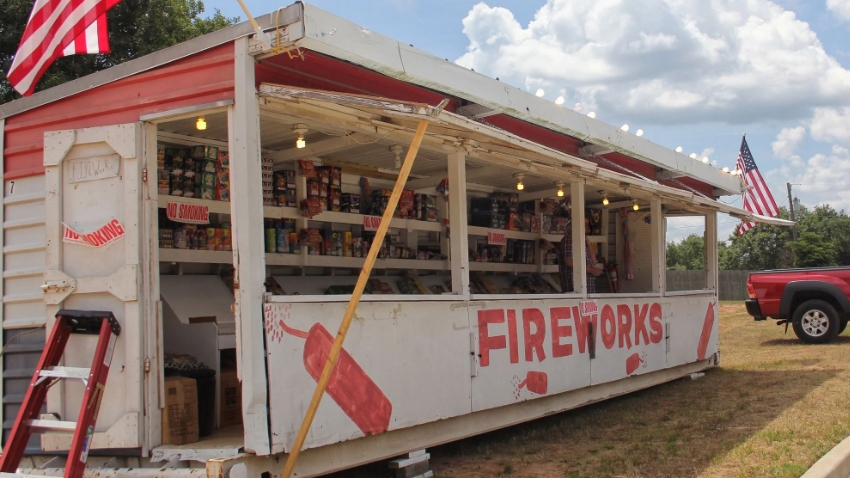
[633, 200, 640, 211]
[675, 146, 683, 153]
[555, 96, 565, 105]
[556, 181, 565, 197]
[587, 112, 596, 118]
[603, 196, 609, 206]
[557, 188, 564, 197]
[574, 103, 583, 111]
[196, 117, 206, 131]
[689, 153, 698, 159]
[514, 172, 525, 191]
[722, 167, 730, 173]
[621, 124, 630, 132]
[296, 134, 306, 149]
[535, 88, 545, 97]
[636, 129, 644, 137]
[701, 157, 709, 164]
[711, 160, 718, 166]
[292, 124, 309, 148]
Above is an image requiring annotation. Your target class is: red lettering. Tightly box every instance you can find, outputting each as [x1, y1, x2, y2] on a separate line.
[84, 233, 101, 247]
[478, 310, 506, 367]
[111, 219, 124, 235]
[600, 305, 616, 350]
[101, 224, 115, 241]
[573, 306, 596, 354]
[633, 304, 650, 346]
[649, 303, 663, 344]
[522, 308, 546, 362]
[550, 307, 573, 358]
[507, 309, 519, 364]
[617, 304, 633, 349]
[93, 229, 109, 244]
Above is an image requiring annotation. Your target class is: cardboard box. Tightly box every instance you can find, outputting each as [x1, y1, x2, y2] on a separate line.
[162, 376, 198, 445]
[220, 369, 243, 428]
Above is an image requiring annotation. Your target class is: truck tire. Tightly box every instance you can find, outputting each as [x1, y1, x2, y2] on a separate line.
[792, 299, 841, 344]
[840, 319, 848, 335]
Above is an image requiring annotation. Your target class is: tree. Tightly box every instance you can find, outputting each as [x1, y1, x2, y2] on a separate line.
[666, 234, 705, 270]
[720, 207, 794, 271]
[1, 0, 238, 103]
[796, 205, 850, 265]
[790, 232, 838, 268]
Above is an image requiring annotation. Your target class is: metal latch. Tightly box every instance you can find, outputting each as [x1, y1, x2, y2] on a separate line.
[41, 280, 71, 292]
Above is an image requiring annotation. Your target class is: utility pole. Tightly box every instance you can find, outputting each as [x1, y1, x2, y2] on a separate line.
[786, 182, 798, 240]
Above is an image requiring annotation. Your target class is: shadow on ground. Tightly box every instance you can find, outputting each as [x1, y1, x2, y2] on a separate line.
[326, 366, 837, 477]
[761, 335, 850, 347]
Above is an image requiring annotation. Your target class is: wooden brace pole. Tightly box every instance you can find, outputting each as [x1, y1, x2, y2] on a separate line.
[281, 119, 430, 477]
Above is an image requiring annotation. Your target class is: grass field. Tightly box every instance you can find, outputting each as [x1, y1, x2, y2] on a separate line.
[334, 302, 850, 478]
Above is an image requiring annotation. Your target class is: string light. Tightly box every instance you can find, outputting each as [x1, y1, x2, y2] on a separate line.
[574, 103, 583, 111]
[292, 123, 308, 149]
[196, 117, 206, 131]
[599, 190, 609, 206]
[702, 157, 709, 164]
[587, 112, 596, 118]
[513, 172, 525, 191]
[635, 129, 644, 137]
[675, 146, 683, 153]
[555, 96, 565, 105]
[621, 124, 630, 132]
[556, 181, 565, 197]
[535, 89, 545, 97]
[689, 153, 698, 159]
[633, 199, 640, 211]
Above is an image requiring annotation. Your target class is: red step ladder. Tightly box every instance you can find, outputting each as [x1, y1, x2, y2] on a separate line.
[0, 310, 121, 478]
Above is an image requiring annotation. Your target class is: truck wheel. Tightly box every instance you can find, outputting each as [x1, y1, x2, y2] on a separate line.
[792, 300, 841, 344]
[840, 319, 848, 335]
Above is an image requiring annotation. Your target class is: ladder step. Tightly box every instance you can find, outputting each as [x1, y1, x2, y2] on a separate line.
[38, 366, 90, 380]
[26, 419, 77, 433]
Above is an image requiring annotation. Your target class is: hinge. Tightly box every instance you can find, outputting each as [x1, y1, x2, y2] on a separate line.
[144, 357, 151, 373]
[142, 167, 148, 183]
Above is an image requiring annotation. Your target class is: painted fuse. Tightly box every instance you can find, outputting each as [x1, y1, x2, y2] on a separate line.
[626, 352, 647, 375]
[302, 323, 393, 436]
[697, 302, 715, 361]
[518, 371, 548, 395]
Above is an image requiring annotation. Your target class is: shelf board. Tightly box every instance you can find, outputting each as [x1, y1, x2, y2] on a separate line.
[310, 211, 443, 232]
[265, 253, 448, 270]
[470, 262, 537, 273]
[541, 265, 559, 273]
[157, 196, 231, 215]
[159, 249, 232, 264]
[467, 226, 538, 241]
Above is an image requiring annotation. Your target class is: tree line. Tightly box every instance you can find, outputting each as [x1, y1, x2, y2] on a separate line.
[1, 0, 238, 103]
[667, 205, 850, 271]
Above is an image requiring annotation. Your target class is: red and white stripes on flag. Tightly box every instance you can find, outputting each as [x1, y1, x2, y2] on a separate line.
[63, 13, 110, 56]
[7, 0, 120, 96]
[737, 135, 780, 234]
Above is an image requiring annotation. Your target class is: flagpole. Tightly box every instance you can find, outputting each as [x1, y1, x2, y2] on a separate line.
[234, 0, 270, 48]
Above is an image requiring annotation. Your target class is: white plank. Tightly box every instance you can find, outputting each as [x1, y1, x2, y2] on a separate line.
[447, 151, 469, 296]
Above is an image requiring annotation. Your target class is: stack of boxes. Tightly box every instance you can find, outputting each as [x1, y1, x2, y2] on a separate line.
[273, 171, 297, 208]
[262, 158, 275, 206]
[469, 193, 521, 229]
[368, 190, 437, 222]
[156, 144, 229, 201]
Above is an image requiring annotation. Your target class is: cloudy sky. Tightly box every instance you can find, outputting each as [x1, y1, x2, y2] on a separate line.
[208, 0, 850, 240]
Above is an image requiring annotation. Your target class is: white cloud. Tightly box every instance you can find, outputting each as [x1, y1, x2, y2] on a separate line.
[810, 107, 850, 146]
[456, 0, 850, 124]
[772, 127, 807, 158]
[827, 0, 850, 22]
[776, 145, 850, 212]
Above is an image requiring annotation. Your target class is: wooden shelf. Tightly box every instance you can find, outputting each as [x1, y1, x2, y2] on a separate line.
[159, 249, 231, 264]
[265, 253, 448, 270]
[469, 262, 537, 273]
[157, 196, 441, 231]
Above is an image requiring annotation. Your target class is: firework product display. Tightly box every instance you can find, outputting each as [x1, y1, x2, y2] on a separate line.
[157, 143, 231, 202]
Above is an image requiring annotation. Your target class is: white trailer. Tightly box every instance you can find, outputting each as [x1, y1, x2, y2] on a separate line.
[0, 3, 791, 476]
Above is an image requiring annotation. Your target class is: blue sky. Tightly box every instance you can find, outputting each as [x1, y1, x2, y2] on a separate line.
[204, 0, 850, 240]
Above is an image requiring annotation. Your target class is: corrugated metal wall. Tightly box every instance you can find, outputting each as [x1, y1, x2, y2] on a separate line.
[3, 43, 235, 180]
[0, 41, 236, 447]
[2, 175, 47, 447]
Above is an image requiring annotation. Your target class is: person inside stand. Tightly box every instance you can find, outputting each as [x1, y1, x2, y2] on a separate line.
[542, 217, 603, 293]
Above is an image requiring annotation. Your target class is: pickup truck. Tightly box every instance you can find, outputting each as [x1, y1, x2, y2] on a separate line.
[746, 267, 850, 344]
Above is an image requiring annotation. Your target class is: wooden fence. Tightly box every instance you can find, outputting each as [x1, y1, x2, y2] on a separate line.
[666, 270, 754, 301]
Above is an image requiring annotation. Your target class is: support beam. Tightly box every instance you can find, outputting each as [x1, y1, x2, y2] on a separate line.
[656, 169, 685, 180]
[570, 181, 587, 296]
[267, 133, 374, 163]
[406, 166, 493, 190]
[578, 144, 614, 158]
[229, 37, 269, 455]
[448, 150, 470, 296]
[456, 103, 500, 120]
[650, 198, 664, 294]
[705, 212, 718, 292]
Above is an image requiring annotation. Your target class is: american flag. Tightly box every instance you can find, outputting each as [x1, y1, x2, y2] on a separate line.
[737, 135, 779, 234]
[7, 0, 120, 96]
